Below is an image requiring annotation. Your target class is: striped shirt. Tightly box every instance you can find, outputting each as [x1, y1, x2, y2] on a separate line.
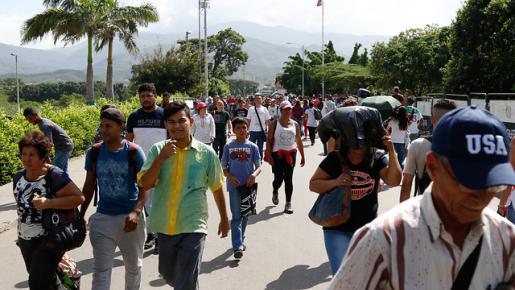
[137, 138, 224, 236]
[328, 189, 515, 290]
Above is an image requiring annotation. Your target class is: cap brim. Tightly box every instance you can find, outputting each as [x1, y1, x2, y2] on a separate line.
[448, 158, 515, 189]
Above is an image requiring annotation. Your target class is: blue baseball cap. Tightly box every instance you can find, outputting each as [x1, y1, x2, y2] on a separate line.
[431, 105, 515, 189]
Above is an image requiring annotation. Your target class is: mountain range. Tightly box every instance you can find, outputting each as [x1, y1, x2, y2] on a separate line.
[0, 21, 390, 85]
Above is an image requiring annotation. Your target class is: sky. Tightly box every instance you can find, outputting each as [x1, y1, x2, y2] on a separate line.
[1, 0, 465, 49]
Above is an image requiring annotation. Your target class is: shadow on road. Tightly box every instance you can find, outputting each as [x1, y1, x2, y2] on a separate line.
[0, 202, 16, 212]
[247, 206, 283, 226]
[14, 280, 28, 289]
[75, 251, 124, 275]
[200, 248, 239, 274]
[265, 262, 331, 290]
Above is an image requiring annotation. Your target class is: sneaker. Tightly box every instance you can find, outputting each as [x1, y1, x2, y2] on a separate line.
[284, 202, 293, 214]
[234, 250, 243, 260]
[272, 191, 279, 205]
[144, 234, 156, 250]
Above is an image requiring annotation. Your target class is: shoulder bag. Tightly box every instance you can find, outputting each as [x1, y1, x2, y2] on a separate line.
[42, 166, 86, 251]
[308, 153, 352, 227]
[238, 183, 258, 217]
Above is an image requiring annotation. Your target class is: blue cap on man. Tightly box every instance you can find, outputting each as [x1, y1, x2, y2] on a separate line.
[431, 105, 515, 189]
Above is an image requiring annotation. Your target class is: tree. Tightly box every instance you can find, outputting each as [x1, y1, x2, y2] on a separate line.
[130, 45, 203, 97]
[313, 63, 376, 94]
[208, 28, 249, 79]
[370, 25, 451, 96]
[348, 43, 362, 64]
[443, 0, 515, 93]
[22, 0, 110, 100]
[227, 79, 259, 96]
[359, 48, 369, 67]
[95, 1, 158, 100]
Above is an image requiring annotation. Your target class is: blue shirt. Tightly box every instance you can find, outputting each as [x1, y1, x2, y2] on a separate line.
[85, 141, 146, 215]
[221, 140, 261, 192]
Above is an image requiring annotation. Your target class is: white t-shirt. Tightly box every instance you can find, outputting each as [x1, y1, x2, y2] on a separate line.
[192, 114, 215, 144]
[322, 101, 336, 116]
[403, 137, 432, 179]
[388, 119, 408, 144]
[305, 108, 318, 127]
[407, 106, 423, 134]
[273, 120, 297, 152]
[247, 106, 270, 132]
[268, 105, 279, 120]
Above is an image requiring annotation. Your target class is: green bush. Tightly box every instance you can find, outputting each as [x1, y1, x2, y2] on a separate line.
[0, 97, 140, 185]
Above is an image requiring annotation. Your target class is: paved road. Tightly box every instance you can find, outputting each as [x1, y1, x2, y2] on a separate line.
[0, 139, 500, 290]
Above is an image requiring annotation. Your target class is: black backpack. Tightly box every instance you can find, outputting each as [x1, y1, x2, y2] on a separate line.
[313, 108, 323, 121]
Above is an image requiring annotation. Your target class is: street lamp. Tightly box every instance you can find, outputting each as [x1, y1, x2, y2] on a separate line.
[286, 42, 305, 97]
[10, 53, 20, 113]
[200, 0, 210, 99]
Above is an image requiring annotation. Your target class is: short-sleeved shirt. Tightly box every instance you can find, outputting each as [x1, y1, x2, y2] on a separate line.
[38, 118, 74, 151]
[13, 166, 71, 240]
[403, 137, 431, 179]
[85, 141, 146, 215]
[221, 140, 261, 193]
[328, 191, 515, 290]
[126, 107, 167, 156]
[305, 108, 318, 127]
[388, 119, 408, 144]
[406, 106, 423, 134]
[319, 151, 388, 232]
[213, 111, 231, 137]
[234, 108, 248, 118]
[268, 106, 279, 120]
[137, 138, 224, 236]
[247, 106, 270, 132]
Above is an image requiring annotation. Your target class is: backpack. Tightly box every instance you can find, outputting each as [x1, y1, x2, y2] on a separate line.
[90, 141, 140, 206]
[415, 136, 432, 196]
[313, 108, 323, 121]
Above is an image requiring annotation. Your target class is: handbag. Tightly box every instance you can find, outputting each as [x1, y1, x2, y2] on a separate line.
[42, 167, 86, 251]
[237, 183, 258, 217]
[308, 154, 352, 227]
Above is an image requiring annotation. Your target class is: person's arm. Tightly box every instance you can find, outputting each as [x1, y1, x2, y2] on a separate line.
[209, 115, 216, 141]
[212, 187, 230, 238]
[379, 134, 402, 186]
[124, 149, 150, 232]
[80, 171, 96, 219]
[399, 173, 414, 203]
[226, 113, 232, 135]
[33, 181, 85, 211]
[295, 122, 305, 167]
[265, 120, 275, 165]
[309, 166, 351, 194]
[139, 141, 176, 190]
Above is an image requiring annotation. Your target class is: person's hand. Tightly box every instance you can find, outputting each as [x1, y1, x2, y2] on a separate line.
[300, 156, 305, 167]
[335, 172, 352, 186]
[32, 195, 50, 211]
[218, 218, 229, 238]
[245, 175, 256, 188]
[498, 205, 508, 217]
[123, 211, 139, 232]
[266, 153, 274, 167]
[228, 175, 239, 188]
[158, 140, 177, 161]
[382, 132, 394, 152]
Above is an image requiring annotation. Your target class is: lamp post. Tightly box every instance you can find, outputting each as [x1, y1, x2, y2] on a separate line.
[10, 53, 20, 113]
[286, 42, 305, 97]
[200, 0, 210, 99]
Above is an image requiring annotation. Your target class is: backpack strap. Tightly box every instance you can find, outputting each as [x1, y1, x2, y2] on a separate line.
[127, 141, 140, 182]
[90, 142, 102, 206]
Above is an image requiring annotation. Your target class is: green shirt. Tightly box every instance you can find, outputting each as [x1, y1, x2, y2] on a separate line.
[138, 138, 224, 236]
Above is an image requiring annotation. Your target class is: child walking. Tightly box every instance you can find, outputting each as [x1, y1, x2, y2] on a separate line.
[221, 117, 262, 260]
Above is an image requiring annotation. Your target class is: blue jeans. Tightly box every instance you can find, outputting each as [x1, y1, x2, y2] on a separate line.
[393, 143, 406, 169]
[229, 189, 248, 251]
[323, 229, 354, 275]
[508, 203, 515, 224]
[53, 149, 72, 173]
[249, 131, 266, 160]
[294, 117, 303, 136]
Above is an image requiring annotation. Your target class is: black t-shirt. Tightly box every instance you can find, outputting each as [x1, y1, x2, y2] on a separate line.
[318, 150, 388, 232]
[234, 108, 248, 118]
[213, 111, 231, 136]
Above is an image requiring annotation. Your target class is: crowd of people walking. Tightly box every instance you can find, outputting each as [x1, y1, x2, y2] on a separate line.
[11, 83, 515, 290]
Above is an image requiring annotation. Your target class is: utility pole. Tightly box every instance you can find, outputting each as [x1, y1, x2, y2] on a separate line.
[201, 0, 210, 99]
[10, 53, 20, 113]
[198, 0, 202, 94]
[321, 0, 325, 98]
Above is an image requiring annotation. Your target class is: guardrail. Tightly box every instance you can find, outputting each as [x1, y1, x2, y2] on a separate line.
[419, 93, 515, 138]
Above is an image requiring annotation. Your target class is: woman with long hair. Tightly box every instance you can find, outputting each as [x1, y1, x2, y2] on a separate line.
[13, 131, 84, 289]
[386, 106, 409, 168]
[309, 107, 401, 275]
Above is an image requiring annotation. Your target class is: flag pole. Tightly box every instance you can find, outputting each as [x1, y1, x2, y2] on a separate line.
[321, 0, 325, 99]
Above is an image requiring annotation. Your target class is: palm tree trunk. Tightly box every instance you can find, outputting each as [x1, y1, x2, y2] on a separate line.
[106, 37, 114, 101]
[86, 31, 94, 101]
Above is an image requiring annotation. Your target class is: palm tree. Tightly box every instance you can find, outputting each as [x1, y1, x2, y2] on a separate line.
[95, 1, 158, 100]
[22, 0, 112, 101]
